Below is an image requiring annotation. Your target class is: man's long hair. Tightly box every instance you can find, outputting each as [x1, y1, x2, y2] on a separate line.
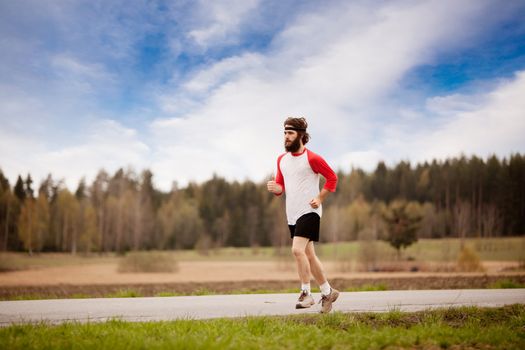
[284, 117, 310, 145]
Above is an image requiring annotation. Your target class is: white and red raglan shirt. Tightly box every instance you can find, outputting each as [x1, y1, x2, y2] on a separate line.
[275, 148, 338, 225]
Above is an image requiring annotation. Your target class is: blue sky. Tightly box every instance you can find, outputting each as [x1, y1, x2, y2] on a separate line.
[1, 0, 524, 191]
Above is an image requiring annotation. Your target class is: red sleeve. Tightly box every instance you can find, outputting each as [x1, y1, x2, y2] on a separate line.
[274, 153, 286, 196]
[307, 150, 338, 192]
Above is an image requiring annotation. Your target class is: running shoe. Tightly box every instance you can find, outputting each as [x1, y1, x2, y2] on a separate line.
[319, 288, 340, 313]
[295, 290, 315, 309]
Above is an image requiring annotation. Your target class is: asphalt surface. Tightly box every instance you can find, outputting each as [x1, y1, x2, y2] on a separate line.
[1, 289, 524, 326]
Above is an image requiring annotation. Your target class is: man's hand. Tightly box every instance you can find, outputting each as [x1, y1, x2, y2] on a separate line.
[267, 180, 283, 195]
[310, 189, 331, 208]
[309, 196, 321, 208]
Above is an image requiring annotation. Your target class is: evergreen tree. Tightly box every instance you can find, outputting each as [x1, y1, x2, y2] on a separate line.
[14, 176, 25, 202]
[75, 177, 86, 201]
[0, 169, 12, 251]
[25, 174, 34, 200]
[0, 170, 9, 192]
[382, 200, 421, 259]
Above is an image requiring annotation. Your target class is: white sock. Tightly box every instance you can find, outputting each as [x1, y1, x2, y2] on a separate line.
[301, 283, 311, 295]
[320, 281, 331, 296]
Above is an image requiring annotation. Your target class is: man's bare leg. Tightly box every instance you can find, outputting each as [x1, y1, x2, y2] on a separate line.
[292, 236, 315, 308]
[305, 241, 340, 313]
[305, 241, 327, 285]
[291, 236, 312, 284]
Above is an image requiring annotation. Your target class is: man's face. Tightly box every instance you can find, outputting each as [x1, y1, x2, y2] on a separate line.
[284, 125, 302, 152]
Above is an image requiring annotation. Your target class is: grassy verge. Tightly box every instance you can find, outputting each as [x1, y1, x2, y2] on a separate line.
[319, 236, 525, 262]
[1, 304, 524, 349]
[5, 275, 525, 301]
[1, 284, 389, 301]
[488, 278, 525, 289]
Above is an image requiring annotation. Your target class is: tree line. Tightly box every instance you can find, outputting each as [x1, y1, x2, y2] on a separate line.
[0, 153, 523, 254]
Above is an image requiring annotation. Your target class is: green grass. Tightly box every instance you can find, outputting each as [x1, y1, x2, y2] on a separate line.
[1, 305, 524, 349]
[489, 278, 525, 289]
[1, 285, 389, 301]
[5, 276, 523, 301]
[319, 236, 525, 262]
[106, 289, 144, 298]
[344, 283, 388, 292]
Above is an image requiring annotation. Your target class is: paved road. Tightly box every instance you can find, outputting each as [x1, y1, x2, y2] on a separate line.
[1, 289, 524, 326]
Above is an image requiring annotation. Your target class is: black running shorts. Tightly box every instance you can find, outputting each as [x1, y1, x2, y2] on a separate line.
[288, 212, 320, 242]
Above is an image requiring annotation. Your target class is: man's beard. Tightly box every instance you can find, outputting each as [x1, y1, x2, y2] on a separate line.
[285, 137, 302, 153]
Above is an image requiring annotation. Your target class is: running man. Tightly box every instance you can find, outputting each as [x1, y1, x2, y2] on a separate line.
[267, 117, 339, 313]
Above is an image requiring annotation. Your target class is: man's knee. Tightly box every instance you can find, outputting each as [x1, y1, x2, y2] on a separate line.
[291, 245, 306, 258]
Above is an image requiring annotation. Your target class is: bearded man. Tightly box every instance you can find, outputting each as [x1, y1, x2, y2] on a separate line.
[267, 117, 339, 313]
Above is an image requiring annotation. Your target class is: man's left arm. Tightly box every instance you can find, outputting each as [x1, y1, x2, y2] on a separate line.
[308, 151, 338, 208]
[310, 188, 332, 209]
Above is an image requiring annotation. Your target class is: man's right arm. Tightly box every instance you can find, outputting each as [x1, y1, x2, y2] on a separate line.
[267, 179, 283, 195]
[268, 154, 286, 195]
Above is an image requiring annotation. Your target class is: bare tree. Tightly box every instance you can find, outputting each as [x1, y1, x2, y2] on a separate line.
[245, 206, 259, 248]
[17, 200, 35, 255]
[482, 204, 501, 239]
[1, 191, 14, 251]
[267, 197, 287, 255]
[78, 203, 98, 253]
[454, 201, 471, 249]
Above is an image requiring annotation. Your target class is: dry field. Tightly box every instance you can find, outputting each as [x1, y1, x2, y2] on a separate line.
[1, 237, 524, 299]
[0, 259, 521, 286]
[0, 257, 523, 300]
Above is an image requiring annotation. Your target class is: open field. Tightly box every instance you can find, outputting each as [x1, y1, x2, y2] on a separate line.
[2, 237, 524, 268]
[1, 258, 522, 286]
[0, 237, 525, 272]
[1, 304, 524, 349]
[1, 237, 523, 300]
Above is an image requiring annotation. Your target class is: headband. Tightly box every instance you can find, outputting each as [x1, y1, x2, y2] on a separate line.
[285, 126, 306, 132]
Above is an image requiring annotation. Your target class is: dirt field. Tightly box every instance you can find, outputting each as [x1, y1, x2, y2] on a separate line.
[0, 259, 523, 300]
[0, 260, 521, 286]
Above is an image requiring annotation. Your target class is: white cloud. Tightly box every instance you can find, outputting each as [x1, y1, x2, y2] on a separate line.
[2, 0, 524, 192]
[0, 129, 45, 181]
[182, 53, 264, 94]
[0, 119, 150, 191]
[187, 0, 261, 49]
[150, 0, 513, 188]
[50, 54, 117, 94]
[51, 55, 114, 81]
[360, 71, 525, 169]
[337, 150, 386, 172]
[425, 93, 483, 116]
[409, 71, 525, 161]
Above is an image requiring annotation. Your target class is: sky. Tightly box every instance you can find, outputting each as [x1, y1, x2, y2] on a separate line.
[1, 0, 524, 192]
